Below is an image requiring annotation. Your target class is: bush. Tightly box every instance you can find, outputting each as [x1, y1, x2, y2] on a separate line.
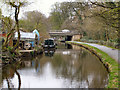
[98, 40, 104, 45]
[79, 39, 119, 49]
[7, 46, 13, 51]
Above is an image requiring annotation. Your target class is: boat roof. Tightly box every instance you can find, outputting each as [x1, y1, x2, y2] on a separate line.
[14, 31, 35, 39]
[45, 38, 54, 41]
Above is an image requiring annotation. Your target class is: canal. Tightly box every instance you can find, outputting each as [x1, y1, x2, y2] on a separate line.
[0, 43, 109, 88]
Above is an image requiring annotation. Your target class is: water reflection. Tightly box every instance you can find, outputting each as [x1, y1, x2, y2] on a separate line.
[44, 48, 55, 57]
[1, 43, 108, 88]
[57, 42, 72, 49]
[1, 63, 21, 89]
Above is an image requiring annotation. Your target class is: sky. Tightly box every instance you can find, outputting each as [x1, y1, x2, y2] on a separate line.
[23, 0, 74, 17]
[0, 0, 75, 18]
[1, 0, 118, 18]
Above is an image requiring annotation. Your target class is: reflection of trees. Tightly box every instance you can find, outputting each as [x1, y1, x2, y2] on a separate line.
[57, 43, 72, 49]
[2, 44, 108, 88]
[2, 64, 16, 81]
[6, 77, 11, 89]
[33, 55, 43, 73]
[79, 48, 88, 59]
[5, 69, 21, 89]
[2, 55, 43, 88]
[50, 48, 108, 88]
[2, 64, 21, 89]
[57, 43, 66, 49]
[65, 44, 72, 49]
[15, 69, 21, 90]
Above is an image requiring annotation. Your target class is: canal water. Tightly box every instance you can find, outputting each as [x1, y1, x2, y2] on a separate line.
[0, 43, 108, 88]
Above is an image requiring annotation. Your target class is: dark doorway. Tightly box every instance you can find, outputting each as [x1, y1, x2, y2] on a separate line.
[65, 36, 72, 41]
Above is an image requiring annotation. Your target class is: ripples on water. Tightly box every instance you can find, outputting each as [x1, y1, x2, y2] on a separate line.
[0, 43, 109, 88]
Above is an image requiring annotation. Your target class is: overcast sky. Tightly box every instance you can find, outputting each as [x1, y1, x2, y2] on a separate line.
[0, 0, 75, 18]
[1, 0, 118, 18]
[24, 0, 75, 17]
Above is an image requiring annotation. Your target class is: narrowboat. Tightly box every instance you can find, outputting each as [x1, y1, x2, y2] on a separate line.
[42, 38, 56, 48]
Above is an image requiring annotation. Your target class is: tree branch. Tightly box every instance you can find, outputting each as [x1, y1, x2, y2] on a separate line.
[90, 1, 117, 9]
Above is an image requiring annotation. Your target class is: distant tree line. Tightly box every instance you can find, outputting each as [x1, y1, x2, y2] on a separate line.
[48, 1, 120, 43]
[19, 10, 50, 40]
[0, 0, 119, 52]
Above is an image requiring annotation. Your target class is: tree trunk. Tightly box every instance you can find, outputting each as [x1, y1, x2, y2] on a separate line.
[106, 30, 109, 41]
[11, 7, 20, 52]
[2, 29, 15, 48]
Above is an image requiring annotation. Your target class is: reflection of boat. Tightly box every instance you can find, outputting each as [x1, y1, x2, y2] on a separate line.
[44, 48, 55, 57]
[42, 38, 56, 48]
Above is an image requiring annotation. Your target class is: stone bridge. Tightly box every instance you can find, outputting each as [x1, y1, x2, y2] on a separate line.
[49, 30, 83, 41]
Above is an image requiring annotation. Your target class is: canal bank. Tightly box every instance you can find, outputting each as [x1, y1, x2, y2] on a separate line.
[66, 41, 119, 88]
[1, 46, 43, 68]
[1, 43, 109, 88]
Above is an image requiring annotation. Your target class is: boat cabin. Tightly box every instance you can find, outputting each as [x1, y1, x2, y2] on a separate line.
[42, 38, 56, 48]
[14, 29, 40, 50]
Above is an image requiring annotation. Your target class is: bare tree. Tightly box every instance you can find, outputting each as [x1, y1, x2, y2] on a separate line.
[1, 0, 27, 52]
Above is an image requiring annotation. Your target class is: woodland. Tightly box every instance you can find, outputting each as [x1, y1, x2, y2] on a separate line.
[0, 0, 120, 52]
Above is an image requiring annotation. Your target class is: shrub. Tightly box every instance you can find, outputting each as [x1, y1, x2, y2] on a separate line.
[79, 39, 119, 49]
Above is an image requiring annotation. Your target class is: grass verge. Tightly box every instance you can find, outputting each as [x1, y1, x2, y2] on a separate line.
[66, 41, 119, 88]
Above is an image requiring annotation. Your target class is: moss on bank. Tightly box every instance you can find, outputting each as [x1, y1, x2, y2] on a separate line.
[66, 41, 119, 88]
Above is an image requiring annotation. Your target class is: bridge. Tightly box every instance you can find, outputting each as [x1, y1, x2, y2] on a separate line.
[49, 30, 83, 41]
[49, 30, 80, 36]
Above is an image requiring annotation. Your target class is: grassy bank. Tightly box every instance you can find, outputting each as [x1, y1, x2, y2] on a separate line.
[66, 41, 119, 88]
